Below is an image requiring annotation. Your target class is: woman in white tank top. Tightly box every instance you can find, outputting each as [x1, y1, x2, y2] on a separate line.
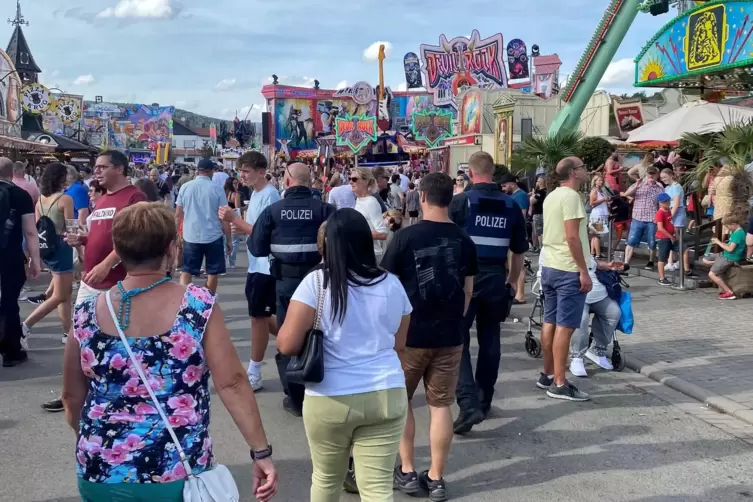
[588, 174, 610, 258]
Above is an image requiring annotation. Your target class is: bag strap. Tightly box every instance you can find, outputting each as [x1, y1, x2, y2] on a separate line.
[40, 193, 65, 218]
[313, 270, 324, 331]
[104, 291, 195, 478]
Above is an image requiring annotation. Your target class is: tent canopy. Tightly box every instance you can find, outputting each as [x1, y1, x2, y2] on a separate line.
[626, 100, 753, 144]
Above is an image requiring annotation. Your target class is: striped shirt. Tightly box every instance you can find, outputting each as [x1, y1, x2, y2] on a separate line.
[632, 182, 664, 222]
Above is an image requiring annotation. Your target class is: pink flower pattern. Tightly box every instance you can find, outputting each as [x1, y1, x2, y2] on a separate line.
[73, 284, 215, 483]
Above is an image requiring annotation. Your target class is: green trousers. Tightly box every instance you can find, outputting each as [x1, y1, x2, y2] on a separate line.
[303, 387, 408, 502]
[78, 478, 184, 502]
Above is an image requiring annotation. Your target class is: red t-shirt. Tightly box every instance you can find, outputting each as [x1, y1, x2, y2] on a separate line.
[84, 185, 147, 289]
[654, 207, 674, 239]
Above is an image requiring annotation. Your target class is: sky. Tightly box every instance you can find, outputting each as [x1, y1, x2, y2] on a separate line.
[7, 0, 670, 122]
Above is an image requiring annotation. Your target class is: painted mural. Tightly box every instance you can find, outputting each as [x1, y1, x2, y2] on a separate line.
[82, 103, 174, 150]
[635, 1, 753, 87]
[0, 48, 21, 137]
[460, 90, 482, 135]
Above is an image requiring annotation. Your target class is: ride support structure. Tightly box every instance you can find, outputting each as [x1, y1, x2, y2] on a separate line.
[548, 0, 643, 136]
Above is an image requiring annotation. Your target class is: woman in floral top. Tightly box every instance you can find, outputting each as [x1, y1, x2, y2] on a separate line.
[62, 202, 278, 502]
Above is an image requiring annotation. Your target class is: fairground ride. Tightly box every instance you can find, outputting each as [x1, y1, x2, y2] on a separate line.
[548, 0, 708, 136]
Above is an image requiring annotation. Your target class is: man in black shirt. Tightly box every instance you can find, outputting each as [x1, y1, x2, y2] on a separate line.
[0, 157, 41, 367]
[530, 174, 547, 252]
[382, 172, 478, 500]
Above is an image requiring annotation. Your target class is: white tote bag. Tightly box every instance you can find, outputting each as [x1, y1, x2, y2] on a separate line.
[105, 291, 240, 502]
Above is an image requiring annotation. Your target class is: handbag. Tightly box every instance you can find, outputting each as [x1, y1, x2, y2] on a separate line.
[104, 292, 239, 502]
[286, 270, 326, 384]
[616, 290, 634, 335]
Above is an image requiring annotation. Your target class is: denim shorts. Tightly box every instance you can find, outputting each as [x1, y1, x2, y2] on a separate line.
[541, 266, 587, 329]
[182, 236, 226, 276]
[627, 220, 657, 249]
[43, 239, 74, 274]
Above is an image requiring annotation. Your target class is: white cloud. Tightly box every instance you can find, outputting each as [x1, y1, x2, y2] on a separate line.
[335, 80, 348, 90]
[50, 69, 61, 78]
[599, 58, 635, 88]
[97, 0, 174, 19]
[363, 41, 393, 62]
[73, 74, 96, 85]
[215, 78, 238, 90]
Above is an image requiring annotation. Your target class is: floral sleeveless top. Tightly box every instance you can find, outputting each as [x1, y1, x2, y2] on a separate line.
[74, 284, 216, 484]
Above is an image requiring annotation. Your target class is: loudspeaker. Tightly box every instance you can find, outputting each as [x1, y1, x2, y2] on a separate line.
[521, 118, 533, 141]
[262, 112, 271, 145]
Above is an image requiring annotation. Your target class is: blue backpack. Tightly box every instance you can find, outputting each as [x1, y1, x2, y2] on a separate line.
[595, 269, 622, 302]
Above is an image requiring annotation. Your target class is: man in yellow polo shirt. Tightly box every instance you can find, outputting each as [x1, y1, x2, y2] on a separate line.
[538, 156, 592, 402]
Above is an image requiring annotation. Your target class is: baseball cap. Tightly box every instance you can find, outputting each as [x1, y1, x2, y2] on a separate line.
[657, 193, 671, 203]
[197, 157, 215, 172]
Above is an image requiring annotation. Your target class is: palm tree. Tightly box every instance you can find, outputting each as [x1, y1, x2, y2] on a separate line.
[682, 120, 753, 222]
[520, 130, 584, 173]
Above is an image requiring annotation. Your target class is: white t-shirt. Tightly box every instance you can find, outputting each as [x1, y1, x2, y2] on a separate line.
[355, 195, 388, 258]
[246, 183, 281, 274]
[539, 251, 607, 304]
[328, 184, 356, 210]
[292, 269, 411, 397]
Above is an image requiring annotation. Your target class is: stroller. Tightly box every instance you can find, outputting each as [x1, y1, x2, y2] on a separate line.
[523, 265, 628, 371]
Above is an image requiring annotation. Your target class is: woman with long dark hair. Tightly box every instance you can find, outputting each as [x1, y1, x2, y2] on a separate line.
[133, 178, 160, 202]
[22, 162, 75, 347]
[277, 208, 411, 501]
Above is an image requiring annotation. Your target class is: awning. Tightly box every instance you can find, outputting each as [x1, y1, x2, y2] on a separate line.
[0, 134, 56, 153]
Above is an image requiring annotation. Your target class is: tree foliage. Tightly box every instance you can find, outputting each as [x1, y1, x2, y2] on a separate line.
[576, 136, 613, 170]
[520, 130, 584, 171]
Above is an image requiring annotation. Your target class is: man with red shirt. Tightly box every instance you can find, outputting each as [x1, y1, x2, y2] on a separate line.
[42, 150, 146, 413]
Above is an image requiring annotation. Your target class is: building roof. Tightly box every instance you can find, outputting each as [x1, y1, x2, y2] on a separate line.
[173, 122, 198, 136]
[533, 54, 562, 76]
[193, 127, 211, 137]
[6, 25, 41, 75]
[21, 113, 98, 152]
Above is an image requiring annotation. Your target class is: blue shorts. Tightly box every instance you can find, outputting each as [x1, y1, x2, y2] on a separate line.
[541, 266, 587, 329]
[656, 238, 679, 263]
[182, 237, 226, 276]
[43, 239, 74, 274]
[627, 220, 657, 249]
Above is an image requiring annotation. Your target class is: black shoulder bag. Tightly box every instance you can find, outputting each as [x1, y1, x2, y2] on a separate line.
[287, 270, 326, 384]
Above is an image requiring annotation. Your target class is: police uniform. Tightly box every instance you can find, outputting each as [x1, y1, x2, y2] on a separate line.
[449, 182, 528, 421]
[249, 185, 335, 414]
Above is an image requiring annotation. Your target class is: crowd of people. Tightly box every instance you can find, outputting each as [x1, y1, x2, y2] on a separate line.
[0, 143, 745, 501]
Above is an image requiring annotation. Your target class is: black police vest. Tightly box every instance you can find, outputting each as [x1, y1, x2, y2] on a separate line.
[464, 189, 516, 263]
[269, 187, 330, 274]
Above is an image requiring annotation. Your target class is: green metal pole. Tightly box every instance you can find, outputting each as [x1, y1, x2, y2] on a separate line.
[548, 0, 643, 136]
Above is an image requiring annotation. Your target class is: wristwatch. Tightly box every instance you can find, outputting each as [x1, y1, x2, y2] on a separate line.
[250, 444, 273, 460]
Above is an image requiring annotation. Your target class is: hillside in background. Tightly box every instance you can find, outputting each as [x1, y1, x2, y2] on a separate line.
[83, 101, 232, 131]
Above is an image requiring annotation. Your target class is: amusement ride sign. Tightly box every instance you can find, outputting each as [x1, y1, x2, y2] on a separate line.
[411, 109, 454, 148]
[335, 114, 378, 153]
[21, 83, 52, 114]
[420, 30, 508, 108]
[54, 96, 82, 124]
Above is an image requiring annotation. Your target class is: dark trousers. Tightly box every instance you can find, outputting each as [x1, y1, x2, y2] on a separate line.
[274, 276, 306, 410]
[456, 296, 503, 414]
[0, 258, 27, 358]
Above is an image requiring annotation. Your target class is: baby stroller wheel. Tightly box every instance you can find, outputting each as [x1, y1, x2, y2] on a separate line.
[525, 332, 542, 358]
[611, 349, 627, 372]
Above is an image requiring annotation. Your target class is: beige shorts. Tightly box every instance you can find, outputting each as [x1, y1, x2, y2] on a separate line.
[400, 346, 463, 407]
[75, 281, 107, 307]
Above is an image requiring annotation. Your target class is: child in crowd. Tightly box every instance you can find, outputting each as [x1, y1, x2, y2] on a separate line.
[655, 193, 676, 286]
[704, 214, 746, 300]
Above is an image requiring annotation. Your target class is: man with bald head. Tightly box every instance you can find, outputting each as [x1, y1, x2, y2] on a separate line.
[538, 156, 591, 402]
[249, 161, 335, 417]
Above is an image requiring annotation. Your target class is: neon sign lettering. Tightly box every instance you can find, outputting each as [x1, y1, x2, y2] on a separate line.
[335, 114, 378, 153]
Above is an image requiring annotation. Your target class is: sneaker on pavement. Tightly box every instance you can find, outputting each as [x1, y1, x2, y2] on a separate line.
[718, 291, 737, 300]
[666, 262, 678, 271]
[2, 351, 28, 368]
[536, 372, 554, 390]
[20, 322, 31, 350]
[26, 294, 46, 305]
[248, 373, 263, 392]
[658, 279, 672, 286]
[569, 357, 588, 377]
[394, 466, 420, 494]
[282, 396, 302, 417]
[343, 457, 359, 493]
[453, 409, 485, 435]
[546, 381, 590, 402]
[61, 333, 68, 345]
[419, 470, 448, 502]
[585, 351, 614, 370]
[41, 397, 65, 412]
[643, 261, 654, 270]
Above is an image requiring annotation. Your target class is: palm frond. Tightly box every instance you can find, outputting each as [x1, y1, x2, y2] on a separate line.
[520, 130, 584, 170]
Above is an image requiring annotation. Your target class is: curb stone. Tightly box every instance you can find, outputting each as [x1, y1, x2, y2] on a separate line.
[626, 354, 753, 426]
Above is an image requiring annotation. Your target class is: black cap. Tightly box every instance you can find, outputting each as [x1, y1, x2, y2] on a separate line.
[499, 173, 517, 185]
[197, 158, 215, 172]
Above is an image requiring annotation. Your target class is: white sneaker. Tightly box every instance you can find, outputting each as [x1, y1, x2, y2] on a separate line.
[666, 262, 678, 271]
[20, 322, 30, 350]
[569, 357, 588, 377]
[248, 373, 263, 392]
[585, 351, 614, 370]
[61, 333, 68, 345]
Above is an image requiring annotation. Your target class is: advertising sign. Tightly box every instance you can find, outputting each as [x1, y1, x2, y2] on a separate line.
[21, 83, 52, 114]
[42, 94, 83, 136]
[460, 90, 482, 135]
[613, 98, 644, 138]
[0, 49, 21, 134]
[506, 39, 530, 86]
[420, 30, 507, 108]
[403, 52, 423, 89]
[335, 114, 378, 152]
[411, 109, 454, 148]
[209, 123, 217, 148]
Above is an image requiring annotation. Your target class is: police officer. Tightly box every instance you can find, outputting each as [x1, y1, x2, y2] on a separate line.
[449, 151, 528, 435]
[249, 163, 335, 417]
